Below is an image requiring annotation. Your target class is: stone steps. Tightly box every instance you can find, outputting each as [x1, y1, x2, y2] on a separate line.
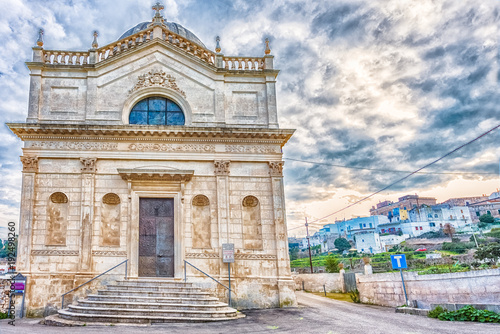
[48, 279, 243, 325]
[97, 289, 212, 297]
[106, 284, 203, 292]
[56, 310, 242, 324]
[87, 294, 219, 304]
[66, 304, 237, 318]
[77, 300, 229, 311]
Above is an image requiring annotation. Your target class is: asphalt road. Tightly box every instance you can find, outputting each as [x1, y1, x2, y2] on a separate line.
[1, 291, 498, 333]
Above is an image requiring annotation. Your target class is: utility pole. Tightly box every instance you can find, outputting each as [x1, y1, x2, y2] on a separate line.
[305, 217, 313, 274]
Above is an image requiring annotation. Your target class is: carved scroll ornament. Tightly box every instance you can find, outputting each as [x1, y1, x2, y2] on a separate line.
[268, 161, 284, 176]
[80, 158, 97, 173]
[20, 156, 38, 172]
[214, 160, 230, 175]
[129, 69, 186, 97]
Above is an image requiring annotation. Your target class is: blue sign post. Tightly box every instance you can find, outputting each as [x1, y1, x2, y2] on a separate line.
[391, 254, 409, 306]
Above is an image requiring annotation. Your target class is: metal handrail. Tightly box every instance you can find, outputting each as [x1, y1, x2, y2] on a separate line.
[184, 260, 235, 305]
[61, 259, 128, 309]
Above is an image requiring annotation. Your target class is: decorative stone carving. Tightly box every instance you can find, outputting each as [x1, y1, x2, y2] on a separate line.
[103, 193, 121, 205]
[29, 141, 117, 151]
[268, 161, 284, 176]
[92, 250, 126, 257]
[20, 156, 38, 172]
[129, 69, 186, 97]
[225, 145, 279, 154]
[129, 143, 215, 153]
[31, 250, 78, 256]
[192, 195, 211, 249]
[185, 253, 219, 259]
[214, 160, 230, 175]
[50, 192, 68, 203]
[242, 196, 263, 250]
[242, 196, 259, 207]
[192, 195, 209, 206]
[234, 254, 277, 260]
[80, 158, 97, 173]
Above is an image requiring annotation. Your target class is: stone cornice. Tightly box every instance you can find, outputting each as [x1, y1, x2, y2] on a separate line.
[7, 123, 294, 146]
[117, 168, 194, 182]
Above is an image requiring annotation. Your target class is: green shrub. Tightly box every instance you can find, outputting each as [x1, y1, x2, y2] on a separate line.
[486, 229, 500, 239]
[325, 255, 339, 273]
[348, 289, 360, 303]
[0, 313, 8, 320]
[428, 306, 447, 318]
[438, 305, 500, 323]
[441, 241, 475, 254]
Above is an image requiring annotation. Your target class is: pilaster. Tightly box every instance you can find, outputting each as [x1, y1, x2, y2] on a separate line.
[17, 156, 38, 272]
[214, 160, 230, 244]
[269, 161, 297, 307]
[27, 68, 42, 123]
[79, 158, 96, 272]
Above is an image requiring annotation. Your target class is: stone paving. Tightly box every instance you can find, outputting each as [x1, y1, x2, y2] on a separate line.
[1, 291, 499, 333]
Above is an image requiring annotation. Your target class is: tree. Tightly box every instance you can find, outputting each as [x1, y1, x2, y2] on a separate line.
[474, 242, 500, 264]
[479, 214, 495, 225]
[325, 255, 339, 273]
[289, 247, 299, 261]
[443, 223, 455, 242]
[334, 238, 351, 253]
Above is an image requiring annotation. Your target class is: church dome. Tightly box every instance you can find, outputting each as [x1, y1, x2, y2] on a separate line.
[118, 21, 206, 49]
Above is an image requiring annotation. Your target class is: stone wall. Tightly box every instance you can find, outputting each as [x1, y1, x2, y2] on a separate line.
[292, 273, 343, 293]
[357, 269, 500, 308]
[1, 279, 9, 314]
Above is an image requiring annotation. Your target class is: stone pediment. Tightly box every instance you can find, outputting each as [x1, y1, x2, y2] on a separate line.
[117, 168, 193, 182]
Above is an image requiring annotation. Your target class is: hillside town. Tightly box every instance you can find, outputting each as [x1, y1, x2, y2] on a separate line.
[290, 191, 500, 255]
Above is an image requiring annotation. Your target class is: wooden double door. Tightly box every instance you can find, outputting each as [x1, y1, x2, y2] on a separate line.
[138, 198, 175, 277]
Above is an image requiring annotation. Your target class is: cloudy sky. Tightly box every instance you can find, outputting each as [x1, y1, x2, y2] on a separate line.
[0, 0, 499, 236]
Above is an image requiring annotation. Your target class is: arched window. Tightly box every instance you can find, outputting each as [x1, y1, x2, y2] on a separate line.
[129, 97, 185, 125]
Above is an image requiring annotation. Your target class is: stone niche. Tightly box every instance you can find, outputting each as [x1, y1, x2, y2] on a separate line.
[191, 195, 211, 249]
[45, 192, 68, 245]
[100, 193, 121, 246]
[242, 195, 263, 250]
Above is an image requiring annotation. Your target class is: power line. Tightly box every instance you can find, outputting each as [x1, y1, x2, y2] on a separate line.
[284, 158, 496, 175]
[289, 123, 500, 229]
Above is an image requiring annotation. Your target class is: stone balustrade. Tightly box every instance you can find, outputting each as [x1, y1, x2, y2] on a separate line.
[223, 57, 265, 71]
[161, 31, 215, 65]
[43, 50, 90, 65]
[95, 28, 154, 62]
[40, 27, 266, 71]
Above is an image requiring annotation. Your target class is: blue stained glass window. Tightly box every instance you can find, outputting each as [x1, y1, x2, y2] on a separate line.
[167, 100, 182, 111]
[167, 111, 185, 125]
[149, 111, 165, 125]
[129, 97, 184, 126]
[149, 98, 166, 111]
[132, 100, 148, 111]
[129, 111, 147, 124]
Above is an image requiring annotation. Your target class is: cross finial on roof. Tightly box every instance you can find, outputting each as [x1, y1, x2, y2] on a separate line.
[153, 2, 164, 18]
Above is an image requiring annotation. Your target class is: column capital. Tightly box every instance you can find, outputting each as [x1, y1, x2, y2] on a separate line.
[268, 161, 284, 176]
[214, 160, 230, 176]
[80, 158, 97, 173]
[20, 156, 38, 172]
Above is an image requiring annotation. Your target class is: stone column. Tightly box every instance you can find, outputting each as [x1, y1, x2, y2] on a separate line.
[17, 156, 38, 272]
[269, 161, 298, 307]
[79, 158, 96, 272]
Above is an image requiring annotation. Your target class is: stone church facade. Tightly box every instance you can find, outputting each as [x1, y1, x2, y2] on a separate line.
[8, 6, 297, 315]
